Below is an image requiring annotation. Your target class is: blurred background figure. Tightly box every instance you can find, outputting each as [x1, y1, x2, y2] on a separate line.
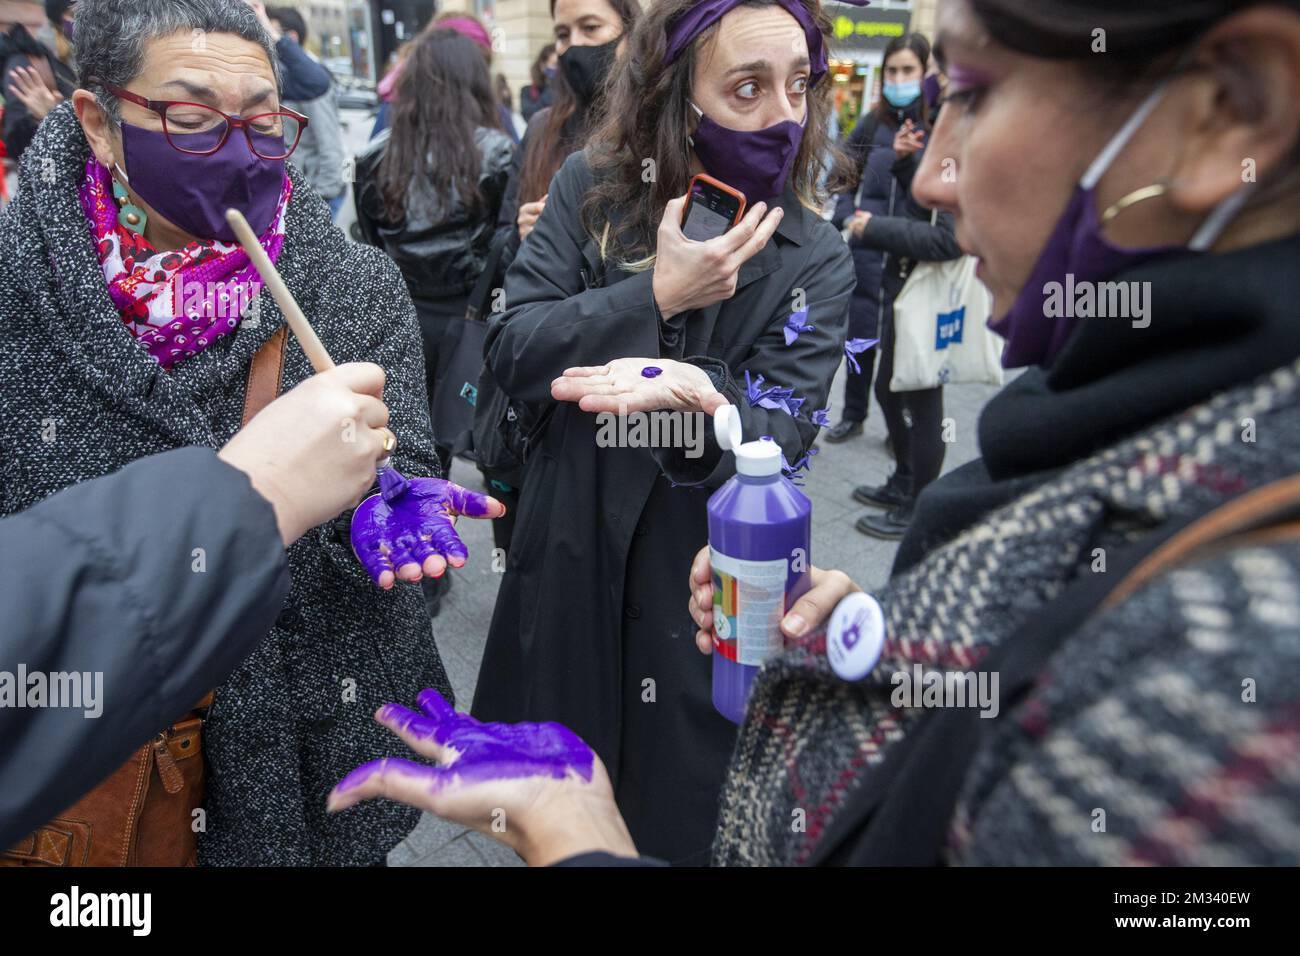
[353, 26, 512, 500]
[826, 32, 933, 448]
[267, 5, 347, 219]
[519, 42, 556, 123]
[1, 0, 75, 165]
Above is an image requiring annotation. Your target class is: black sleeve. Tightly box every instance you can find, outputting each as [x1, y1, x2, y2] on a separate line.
[550, 851, 668, 866]
[499, 110, 546, 239]
[2, 54, 40, 162]
[275, 37, 332, 102]
[859, 207, 962, 263]
[351, 148, 385, 249]
[485, 153, 665, 407]
[650, 233, 855, 488]
[0, 447, 291, 849]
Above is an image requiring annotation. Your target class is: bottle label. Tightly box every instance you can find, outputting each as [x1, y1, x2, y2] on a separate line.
[709, 548, 787, 666]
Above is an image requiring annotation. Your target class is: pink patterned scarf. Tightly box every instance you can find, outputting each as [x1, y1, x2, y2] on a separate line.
[78, 159, 292, 370]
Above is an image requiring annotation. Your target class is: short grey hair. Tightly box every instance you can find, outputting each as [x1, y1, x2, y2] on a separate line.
[75, 0, 280, 118]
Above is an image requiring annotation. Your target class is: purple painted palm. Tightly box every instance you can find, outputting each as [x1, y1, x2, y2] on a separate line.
[350, 475, 494, 585]
[331, 689, 595, 797]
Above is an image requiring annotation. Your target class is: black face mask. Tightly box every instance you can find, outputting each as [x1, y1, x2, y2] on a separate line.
[558, 36, 619, 104]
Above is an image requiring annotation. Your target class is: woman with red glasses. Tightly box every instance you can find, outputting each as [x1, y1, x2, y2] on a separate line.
[0, 0, 500, 867]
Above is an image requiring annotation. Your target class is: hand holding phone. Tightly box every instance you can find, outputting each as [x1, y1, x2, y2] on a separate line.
[652, 177, 784, 322]
[681, 174, 746, 242]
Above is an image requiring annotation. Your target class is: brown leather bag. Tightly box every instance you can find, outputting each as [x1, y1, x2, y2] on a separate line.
[1, 327, 287, 867]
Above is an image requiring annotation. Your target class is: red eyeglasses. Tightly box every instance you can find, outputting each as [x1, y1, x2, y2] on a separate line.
[96, 80, 309, 160]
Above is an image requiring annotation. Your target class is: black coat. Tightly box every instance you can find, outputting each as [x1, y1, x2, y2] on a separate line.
[353, 125, 514, 301]
[471, 151, 854, 864]
[830, 109, 906, 339]
[0, 105, 447, 866]
[0, 448, 289, 850]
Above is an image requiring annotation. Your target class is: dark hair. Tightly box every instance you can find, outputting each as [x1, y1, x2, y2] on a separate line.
[517, 0, 642, 205]
[875, 31, 931, 129]
[267, 5, 307, 44]
[579, 0, 852, 267]
[377, 29, 500, 223]
[530, 42, 556, 88]
[496, 71, 512, 111]
[967, 0, 1298, 66]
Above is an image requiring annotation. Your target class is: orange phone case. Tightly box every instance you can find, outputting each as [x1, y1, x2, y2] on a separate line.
[683, 173, 747, 229]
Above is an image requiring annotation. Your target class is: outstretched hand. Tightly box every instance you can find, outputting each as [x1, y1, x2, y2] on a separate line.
[551, 357, 727, 416]
[350, 477, 505, 589]
[327, 690, 636, 866]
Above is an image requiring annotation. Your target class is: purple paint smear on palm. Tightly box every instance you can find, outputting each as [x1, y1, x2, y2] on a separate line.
[334, 689, 595, 795]
[350, 475, 493, 584]
[641, 366, 663, 378]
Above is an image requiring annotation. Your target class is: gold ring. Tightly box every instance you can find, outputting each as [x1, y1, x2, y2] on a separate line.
[380, 428, 397, 453]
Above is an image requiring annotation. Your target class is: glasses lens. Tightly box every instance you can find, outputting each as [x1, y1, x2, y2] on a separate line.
[248, 114, 302, 160]
[162, 103, 229, 153]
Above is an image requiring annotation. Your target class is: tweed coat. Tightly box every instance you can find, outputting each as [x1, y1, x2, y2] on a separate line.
[0, 104, 450, 865]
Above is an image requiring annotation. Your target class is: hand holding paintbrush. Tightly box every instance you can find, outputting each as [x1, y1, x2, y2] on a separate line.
[225, 208, 504, 588]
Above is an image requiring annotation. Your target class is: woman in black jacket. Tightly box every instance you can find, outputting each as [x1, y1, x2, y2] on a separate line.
[333, 0, 1300, 868]
[825, 32, 933, 445]
[842, 45, 965, 541]
[353, 28, 513, 475]
[468, 0, 854, 865]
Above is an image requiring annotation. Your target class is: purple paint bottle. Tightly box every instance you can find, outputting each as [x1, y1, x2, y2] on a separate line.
[707, 405, 812, 723]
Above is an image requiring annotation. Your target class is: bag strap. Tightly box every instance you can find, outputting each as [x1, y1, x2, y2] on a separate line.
[240, 326, 287, 427]
[808, 471, 1300, 866]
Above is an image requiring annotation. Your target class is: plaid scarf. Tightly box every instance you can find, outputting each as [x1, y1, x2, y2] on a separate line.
[78, 159, 291, 370]
[713, 359, 1300, 865]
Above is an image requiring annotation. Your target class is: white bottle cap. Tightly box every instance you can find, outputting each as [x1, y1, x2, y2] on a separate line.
[826, 592, 886, 682]
[713, 405, 783, 477]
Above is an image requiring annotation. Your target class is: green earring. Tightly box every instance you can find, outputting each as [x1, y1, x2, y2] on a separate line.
[111, 177, 147, 235]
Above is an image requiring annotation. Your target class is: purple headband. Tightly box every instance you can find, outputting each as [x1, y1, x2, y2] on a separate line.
[663, 0, 870, 87]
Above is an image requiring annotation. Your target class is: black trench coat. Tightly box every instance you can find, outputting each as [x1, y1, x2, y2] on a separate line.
[472, 151, 854, 863]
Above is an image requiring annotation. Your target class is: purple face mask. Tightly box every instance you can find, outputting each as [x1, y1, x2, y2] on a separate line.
[117, 120, 286, 243]
[991, 82, 1254, 369]
[689, 102, 803, 204]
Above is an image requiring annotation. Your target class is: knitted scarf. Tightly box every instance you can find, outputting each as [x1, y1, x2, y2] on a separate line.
[78, 159, 291, 370]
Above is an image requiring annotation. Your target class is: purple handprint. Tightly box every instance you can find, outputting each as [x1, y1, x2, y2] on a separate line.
[350, 475, 497, 586]
[330, 689, 595, 800]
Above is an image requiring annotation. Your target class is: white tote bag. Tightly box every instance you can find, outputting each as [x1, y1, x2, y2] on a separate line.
[889, 222, 1004, 392]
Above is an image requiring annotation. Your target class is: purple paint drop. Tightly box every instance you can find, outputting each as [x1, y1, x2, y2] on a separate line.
[641, 366, 664, 379]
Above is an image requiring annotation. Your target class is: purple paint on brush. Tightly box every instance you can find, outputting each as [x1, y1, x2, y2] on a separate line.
[641, 366, 663, 378]
[378, 462, 409, 502]
[331, 689, 594, 798]
[350, 476, 493, 584]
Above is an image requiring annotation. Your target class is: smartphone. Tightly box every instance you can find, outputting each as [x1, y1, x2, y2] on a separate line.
[681, 174, 746, 242]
